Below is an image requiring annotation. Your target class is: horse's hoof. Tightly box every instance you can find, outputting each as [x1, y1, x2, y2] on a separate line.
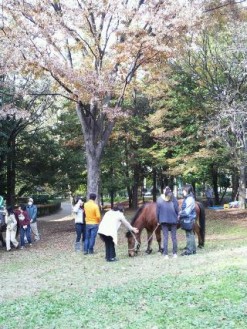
[145, 249, 152, 254]
[158, 248, 164, 253]
[198, 245, 204, 249]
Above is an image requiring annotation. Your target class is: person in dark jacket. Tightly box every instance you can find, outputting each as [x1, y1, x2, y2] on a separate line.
[179, 184, 196, 256]
[16, 204, 32, 249]
[26, 198, 40, 241]
[156, 187, 179, 259]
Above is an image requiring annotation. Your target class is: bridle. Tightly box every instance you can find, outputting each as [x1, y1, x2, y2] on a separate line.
[128, 231, 141, 253]
[128, 223, 160, 254]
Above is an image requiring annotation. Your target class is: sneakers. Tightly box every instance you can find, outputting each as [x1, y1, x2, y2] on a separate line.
[20, 246, 24, 250]
[181, 251, 192, 256]
[107, 257, 118, 262]
[164, 255, 169, 260]
[173, 254, 177, 258]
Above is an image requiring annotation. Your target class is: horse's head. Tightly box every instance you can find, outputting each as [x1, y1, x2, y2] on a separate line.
[126, 231, 140, 257]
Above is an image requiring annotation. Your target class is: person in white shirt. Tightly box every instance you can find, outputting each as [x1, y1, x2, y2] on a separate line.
[73, 197, 85, 252]
[5, 207, 19, 251]
[98, 205, 139, 262]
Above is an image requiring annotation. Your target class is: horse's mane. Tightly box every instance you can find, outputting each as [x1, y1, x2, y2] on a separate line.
[125, 204, 148, 238]
[130, 204, 147, 226]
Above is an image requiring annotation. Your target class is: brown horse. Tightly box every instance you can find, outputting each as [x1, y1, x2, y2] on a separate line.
[126, 201, 205, 257]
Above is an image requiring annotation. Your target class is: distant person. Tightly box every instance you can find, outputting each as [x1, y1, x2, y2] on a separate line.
[83, 193, 101, 254]
[26, 198, 40, 241]
[205, 186, 214, 207]
[156, 187, 179, 259]
[16, 204, 32, 249]
[0, 195, 4, 208]
[98, 205, 139, 262]
[179, 184, 196, 256]
[0, 196, 6, 247]
[73, 197, 85, 252]
[5, 207, 18, 251]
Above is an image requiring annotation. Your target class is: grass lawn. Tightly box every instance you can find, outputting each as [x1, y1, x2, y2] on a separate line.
[1, 208, 247, 329]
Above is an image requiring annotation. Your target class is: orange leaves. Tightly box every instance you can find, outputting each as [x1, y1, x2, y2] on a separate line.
[1, 0, 204, 110]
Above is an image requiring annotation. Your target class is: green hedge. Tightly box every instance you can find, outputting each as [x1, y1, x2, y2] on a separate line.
[37, 202, 61, 217]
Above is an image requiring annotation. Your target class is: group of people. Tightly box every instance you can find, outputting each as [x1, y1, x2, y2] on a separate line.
[157, 184, 197, 258]
[73, 184, 197, 262]
[0, 198, 40, 251]
[73, 193, 138, 262]
[1, 186, 197, 260]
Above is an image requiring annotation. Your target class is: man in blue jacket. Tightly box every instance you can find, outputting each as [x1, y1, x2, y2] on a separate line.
[26, 198, 40, 241]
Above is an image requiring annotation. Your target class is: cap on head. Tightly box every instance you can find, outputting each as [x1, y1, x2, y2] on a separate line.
[29, 198, 34, 203]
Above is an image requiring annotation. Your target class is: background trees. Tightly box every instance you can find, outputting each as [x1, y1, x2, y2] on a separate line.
[1, 0, 203, 197]
[0, 1, 247, 207]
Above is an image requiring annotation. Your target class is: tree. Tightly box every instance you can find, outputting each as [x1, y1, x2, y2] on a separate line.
[186, 22, 247, 208]
[1, 0, 204, 197]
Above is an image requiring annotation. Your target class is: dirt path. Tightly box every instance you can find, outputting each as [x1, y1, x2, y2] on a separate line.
[38, 201, 73, 222]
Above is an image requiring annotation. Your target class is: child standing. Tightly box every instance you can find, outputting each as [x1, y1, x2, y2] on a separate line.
[16, 204, 32, 249]
[5, 207, 19, 251]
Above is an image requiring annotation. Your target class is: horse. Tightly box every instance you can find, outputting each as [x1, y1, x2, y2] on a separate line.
[126, 200, 205, 257]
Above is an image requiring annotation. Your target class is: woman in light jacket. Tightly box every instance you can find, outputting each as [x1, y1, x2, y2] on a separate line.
[98, 205, 139, 262]
[73, 197, 85, 252]
[5, 207, 19, 251]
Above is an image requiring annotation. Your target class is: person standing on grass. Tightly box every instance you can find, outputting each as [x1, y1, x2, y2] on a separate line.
[156, 186, 179, 259]
[179, 184, 197, 256]
[205, 185, 214, 207]
[98, 205, 139, 262]
[26, 198, 40, 241]
[83, 193, 101, 255]
[5, 207, 19, 251]
[73, 197, 85, 252]
[16, 204, 32, 250]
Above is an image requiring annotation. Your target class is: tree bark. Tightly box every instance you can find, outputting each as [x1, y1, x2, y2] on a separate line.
[231, 171, 239, 201]
[6, 137, 16, 206]
[211, 164, 220, 205]
[132, 165, 139, 209]
[76, 102, 114, 199]
[152, 168, 157, 202]
[238, 164, 246, 209]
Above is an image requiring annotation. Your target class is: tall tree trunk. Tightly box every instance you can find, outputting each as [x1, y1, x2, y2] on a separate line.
[6, 137, 16, 206]
[152, 168, 157, 202]
[231, 171, 239, 200]
[132, 165, 139, 209]
[0, 156, 6, 197]
[86, 152, 101, 197]
[76, 102, 114, 199]
[238, 164, 246, 209]
[211, 164, 219, 205]
[127, 186, 133, 208]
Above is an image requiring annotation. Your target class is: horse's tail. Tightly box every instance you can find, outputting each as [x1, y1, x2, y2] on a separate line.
[197, 202, 206, 246]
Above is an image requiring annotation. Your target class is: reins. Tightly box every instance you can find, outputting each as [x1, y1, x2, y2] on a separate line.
[128, 223, 160, 253]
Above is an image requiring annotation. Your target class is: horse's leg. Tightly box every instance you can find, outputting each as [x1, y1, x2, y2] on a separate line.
[194, 222, 203, 248]
[155, 225, 163, 253]
[145, 230, 153, 254]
